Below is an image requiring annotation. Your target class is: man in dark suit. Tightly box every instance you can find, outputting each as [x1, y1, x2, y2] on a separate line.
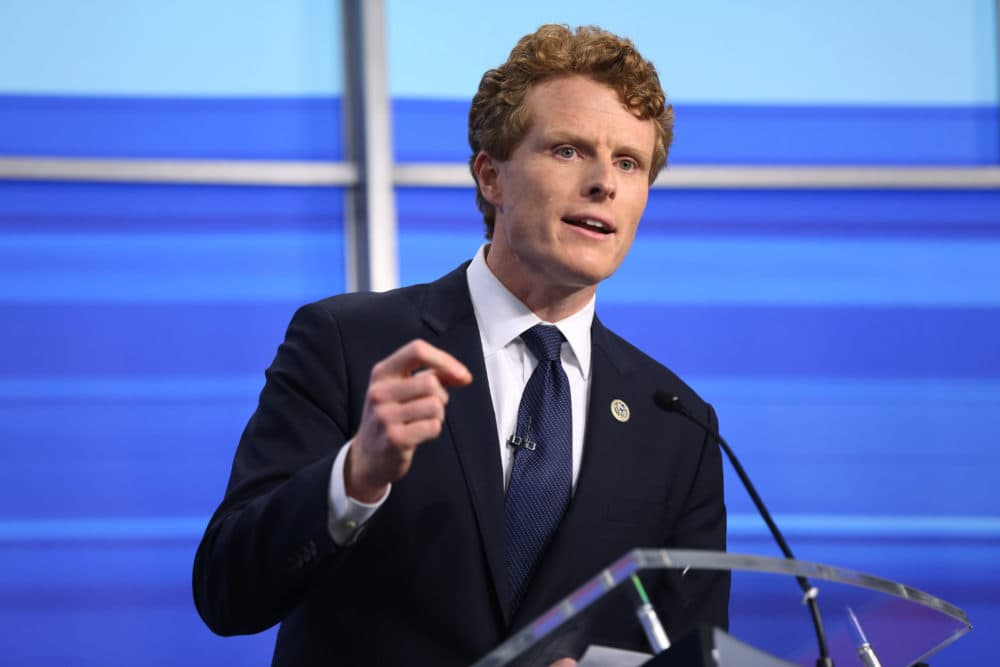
[194, 24, 727, 666]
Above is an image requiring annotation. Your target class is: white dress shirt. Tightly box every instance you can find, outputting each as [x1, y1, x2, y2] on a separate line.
[466, 244, 594, 491]
[327, 245, 595, 544]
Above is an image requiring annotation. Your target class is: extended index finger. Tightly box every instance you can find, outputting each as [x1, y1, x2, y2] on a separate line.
[373, 339, 472, 387]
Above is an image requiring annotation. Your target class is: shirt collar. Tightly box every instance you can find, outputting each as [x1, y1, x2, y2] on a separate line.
[466, 244, 594, 380]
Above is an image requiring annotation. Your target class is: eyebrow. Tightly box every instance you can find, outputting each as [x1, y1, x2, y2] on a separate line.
[543, 130, 652, 165]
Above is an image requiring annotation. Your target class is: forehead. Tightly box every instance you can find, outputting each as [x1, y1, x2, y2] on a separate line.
[521, 76, 655, 151]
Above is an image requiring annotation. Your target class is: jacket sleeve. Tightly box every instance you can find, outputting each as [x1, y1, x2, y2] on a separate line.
[192, 301, 360, 636]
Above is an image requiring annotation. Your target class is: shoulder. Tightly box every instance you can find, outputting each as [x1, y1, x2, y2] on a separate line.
[306, 282, 427, 324]
[284, 262, 471, 349]
[594, 319, 711, 414]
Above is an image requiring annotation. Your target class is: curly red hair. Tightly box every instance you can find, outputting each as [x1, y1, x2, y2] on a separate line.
[468, 24, 673, 238]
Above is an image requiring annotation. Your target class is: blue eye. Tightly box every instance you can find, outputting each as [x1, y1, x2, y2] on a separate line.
[619, 159, 636, 171]
[556, 146, 576, 159]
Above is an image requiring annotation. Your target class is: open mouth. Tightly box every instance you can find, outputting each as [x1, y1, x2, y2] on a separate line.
[562, 217, 613, 234]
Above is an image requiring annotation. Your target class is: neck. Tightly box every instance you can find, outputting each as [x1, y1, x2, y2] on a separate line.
[484, 245, 596, 323]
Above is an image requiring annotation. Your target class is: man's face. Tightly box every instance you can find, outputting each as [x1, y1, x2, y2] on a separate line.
[480, 75, 656, 301]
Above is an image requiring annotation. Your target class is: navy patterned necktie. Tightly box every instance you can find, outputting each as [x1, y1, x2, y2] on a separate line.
[504, 324, 573, 612]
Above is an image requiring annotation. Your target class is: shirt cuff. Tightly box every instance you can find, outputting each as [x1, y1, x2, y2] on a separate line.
[327, 440, 390, 545]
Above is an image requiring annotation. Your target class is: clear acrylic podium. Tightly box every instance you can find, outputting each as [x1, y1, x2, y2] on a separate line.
[472, 550, 972, 667]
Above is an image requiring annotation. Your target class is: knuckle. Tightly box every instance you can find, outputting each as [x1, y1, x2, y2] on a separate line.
[384, 423, 404, 445]
[424, 418, 443, 439]
[415, 396, 443, 420]
[385, 424, 399, 446]
[372, 403, 396, 425]
[420, 371, 442, 392]
[400, 340, 420, 359]
[366, 380, 392, 405]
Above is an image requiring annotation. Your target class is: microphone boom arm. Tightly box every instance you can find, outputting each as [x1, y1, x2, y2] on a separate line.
[653, 390, 834, 667]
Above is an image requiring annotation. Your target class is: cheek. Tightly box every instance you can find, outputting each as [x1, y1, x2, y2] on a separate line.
[506, 181, 555, 224]
[623, 186, 649, 225]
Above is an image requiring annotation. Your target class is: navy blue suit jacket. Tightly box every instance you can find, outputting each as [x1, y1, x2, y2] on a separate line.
[193, 263, 728, 666]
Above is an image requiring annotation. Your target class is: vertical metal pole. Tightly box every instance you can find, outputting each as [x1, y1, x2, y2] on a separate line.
[341, 0, 399, 292]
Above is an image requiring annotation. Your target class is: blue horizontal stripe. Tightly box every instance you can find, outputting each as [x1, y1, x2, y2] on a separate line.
[0, 232, 345, 302]
[1, 514, 995, 543]
[0, 95, 344, 159]
[610, 238, 1000, 307]
[0, 606, 276, 667]
[4, 375, 1000, 404]
[599, 304, 1000, 379]
[0, 378, 996, 519]
[0, 180, 346, 227]
[671, 104, 1000, 165]
[6, 229, 999, 305]
[394, 98, 1000, 165]
[0, 303, 296, 376]
[641, 188, 1000, 235]
[693, 376, 1000, 404]
[396, 188, 1000, 236]
[2, 302, 998, 379]
[5, 180, 998, 238]
[1, 96, 995, 164]
[397, 232, 1000, 307]
[728, 515, 1000, 539]
[0, 376, 260, 400]
[0, 517, 206, 541]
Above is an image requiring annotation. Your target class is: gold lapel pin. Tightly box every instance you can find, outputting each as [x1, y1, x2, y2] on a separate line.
[610, 399, 630, 423]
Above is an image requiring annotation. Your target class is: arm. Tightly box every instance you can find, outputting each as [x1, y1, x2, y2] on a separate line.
[192, 302, 356, 635]
[192, 302, 471, 635]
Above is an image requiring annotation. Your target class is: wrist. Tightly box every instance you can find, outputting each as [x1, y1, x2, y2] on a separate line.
[344, 446, 389, 503]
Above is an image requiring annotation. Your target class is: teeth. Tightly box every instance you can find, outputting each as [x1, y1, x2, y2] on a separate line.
[581, 219, 606, 230]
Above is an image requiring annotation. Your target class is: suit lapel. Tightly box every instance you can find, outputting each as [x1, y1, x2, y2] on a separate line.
[419, 273, 642, 629]
[420, 265, 512, 626]
[513, 319, 635, 625]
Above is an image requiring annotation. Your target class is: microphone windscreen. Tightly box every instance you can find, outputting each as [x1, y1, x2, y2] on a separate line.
[652, 390, 681, 413]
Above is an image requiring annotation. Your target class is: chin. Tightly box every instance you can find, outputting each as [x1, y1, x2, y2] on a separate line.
[566, 253, 622, 282]
[553, 261, 616, 289]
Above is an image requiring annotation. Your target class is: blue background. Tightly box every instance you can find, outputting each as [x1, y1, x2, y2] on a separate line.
[0, 1, 997, 664]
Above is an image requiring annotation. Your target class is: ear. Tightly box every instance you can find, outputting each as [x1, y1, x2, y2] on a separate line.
[473, 151, 502, 208]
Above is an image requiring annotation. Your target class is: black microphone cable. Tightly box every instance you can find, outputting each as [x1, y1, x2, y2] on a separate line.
[653, 390, 834, 667]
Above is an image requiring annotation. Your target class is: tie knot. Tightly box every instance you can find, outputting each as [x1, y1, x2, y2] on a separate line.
[521, 324, 564, 362]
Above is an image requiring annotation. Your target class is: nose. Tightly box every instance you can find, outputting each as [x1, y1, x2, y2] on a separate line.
[585, 159, 616, 200]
